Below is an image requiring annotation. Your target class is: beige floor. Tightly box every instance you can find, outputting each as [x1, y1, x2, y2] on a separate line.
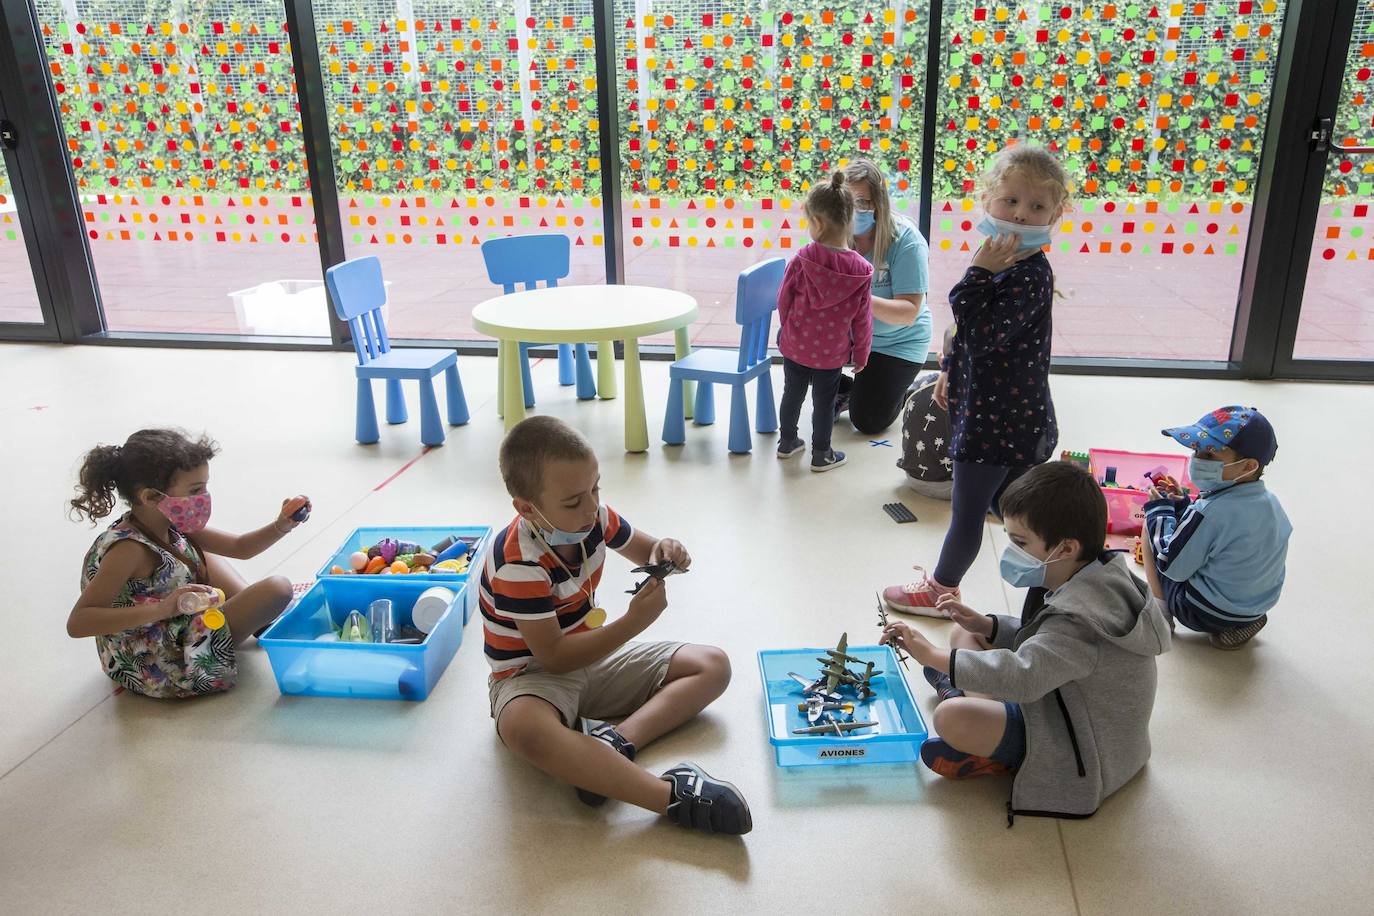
[0, 343, 1368, 915]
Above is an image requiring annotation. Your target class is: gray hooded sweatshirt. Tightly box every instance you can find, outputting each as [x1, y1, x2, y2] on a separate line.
[949, 552, 1172, 823]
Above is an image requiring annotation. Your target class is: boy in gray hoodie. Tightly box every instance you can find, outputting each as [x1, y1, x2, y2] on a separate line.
[883, 462, 1171, 822]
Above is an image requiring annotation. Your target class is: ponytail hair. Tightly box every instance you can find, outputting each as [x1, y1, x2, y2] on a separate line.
[805, 169, 856, 236]
[70, 429, 219, 524]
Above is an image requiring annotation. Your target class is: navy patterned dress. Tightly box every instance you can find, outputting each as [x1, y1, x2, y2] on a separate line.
[943, 253, 1057, 466]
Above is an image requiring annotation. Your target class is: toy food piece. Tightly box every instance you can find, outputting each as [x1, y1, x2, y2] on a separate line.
[433, 539, 471, 564]
[286, 496, 311, 524]
[412, 587, 456, 633]
[349, 551, 369, 572]
[364, 555, 387, 575]
[583, 607, 607, 629]
[412, 553, 436, 568]
[389, 560, 410, 575]
[330, 565, 346, 575]
[339, 610, 372, 643]
[377, 538, 401, 564]
[433, 558, 468, 573]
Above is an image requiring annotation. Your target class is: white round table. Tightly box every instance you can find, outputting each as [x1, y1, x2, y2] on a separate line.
[471, 285, 699, 452]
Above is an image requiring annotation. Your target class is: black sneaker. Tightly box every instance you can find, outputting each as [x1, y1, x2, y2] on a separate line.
[834, 391, 851, 418]
[810, 449, 847, 472]
[1208, 615, 1267, 650]
[576, 719, 636, 807]
[777, 436, 805, 459]
[661, 762, 752, 835]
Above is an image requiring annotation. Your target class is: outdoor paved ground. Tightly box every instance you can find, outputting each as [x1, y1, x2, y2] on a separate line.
[2, 197, 1370, 361]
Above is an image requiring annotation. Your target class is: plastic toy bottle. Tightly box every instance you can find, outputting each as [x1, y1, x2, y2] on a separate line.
[178, 587, 227, 630]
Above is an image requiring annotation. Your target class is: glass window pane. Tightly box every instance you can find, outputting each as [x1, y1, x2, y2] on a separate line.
[933, 1, 1287, 361]
[0, 155, 46, 324]
[312, 0, 606, 340]
[1293, 1, 1374, 361]
[617, 3, 929, 349]
[36, 1, 321, 336]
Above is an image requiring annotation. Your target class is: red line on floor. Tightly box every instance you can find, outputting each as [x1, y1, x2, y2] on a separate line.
[374, 446, 435, 491]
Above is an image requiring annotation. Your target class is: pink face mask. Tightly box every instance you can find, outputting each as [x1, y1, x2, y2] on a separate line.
[155, 492, 213, 533]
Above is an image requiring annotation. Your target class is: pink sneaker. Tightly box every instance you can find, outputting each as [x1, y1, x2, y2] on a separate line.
[883, 566, 960, 618]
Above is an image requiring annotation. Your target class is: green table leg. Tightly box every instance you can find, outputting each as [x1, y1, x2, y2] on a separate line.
[500, 339, 526, 431]
[674, 326, 694, 421]
[496, 339, 505, 420]
[622, 337, 648, 453]
[597, 340, 618, 399]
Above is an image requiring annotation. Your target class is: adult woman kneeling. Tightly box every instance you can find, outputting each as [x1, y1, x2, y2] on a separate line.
[837, 160, 934, 434]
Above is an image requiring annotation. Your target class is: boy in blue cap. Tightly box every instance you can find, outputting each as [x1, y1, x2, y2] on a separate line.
[1142, 406, 1291, 649]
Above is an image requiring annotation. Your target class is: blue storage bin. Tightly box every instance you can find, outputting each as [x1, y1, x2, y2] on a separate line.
[315, 525, 492, 624]
[757, 645, 928, 767]
[260, 578, 467, 701]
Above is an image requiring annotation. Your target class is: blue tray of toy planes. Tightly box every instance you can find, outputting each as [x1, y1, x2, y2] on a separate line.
[758, 640, 927, 767]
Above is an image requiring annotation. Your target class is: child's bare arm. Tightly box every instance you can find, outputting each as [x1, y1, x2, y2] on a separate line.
[68, 541, 215, 638]
[194, 495, 310, 560]
[517, 578, 668, 674]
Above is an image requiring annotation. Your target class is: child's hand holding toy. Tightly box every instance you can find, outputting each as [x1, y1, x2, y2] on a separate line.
[274, 495, 313, 533]
[935, 594, 994, 637]
[881, 620, 937, 667]
[649, 538, 692, 571]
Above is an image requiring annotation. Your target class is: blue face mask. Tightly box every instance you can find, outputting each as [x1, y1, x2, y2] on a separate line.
[1187, 454, 1251, 495]
[999, 541, 1068, 589]
[853, 209, 876, 236]
[976, 214, 1053, 251]
[530, 508, 591, 547]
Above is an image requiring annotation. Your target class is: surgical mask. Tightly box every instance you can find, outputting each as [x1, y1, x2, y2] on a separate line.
[853, 209, 876, 236]
[530, 507, 591, 547]
[1188, 455, 1251, 495]
[976, 213, 1053, 251]
[155, 491, 212, 534]
[999, 540, 1067, 589]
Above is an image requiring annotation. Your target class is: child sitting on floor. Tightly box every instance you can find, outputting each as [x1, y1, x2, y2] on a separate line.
[480, 416, 751, 835]
[1143, 406, 1290, 649]
[882, 461, 1171, 823]
[69, 429, 307, 698]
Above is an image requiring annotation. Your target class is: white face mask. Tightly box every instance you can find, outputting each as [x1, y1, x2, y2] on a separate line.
[976, 213, 1053, 251]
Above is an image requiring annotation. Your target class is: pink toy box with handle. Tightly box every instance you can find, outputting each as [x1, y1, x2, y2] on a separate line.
[1088, 449, 1194, 536]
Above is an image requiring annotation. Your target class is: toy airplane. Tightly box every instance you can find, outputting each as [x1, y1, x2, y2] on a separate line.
[875, 593, 911, 671]
[786, 633, 881, 701]
[625, 559, 686, 594]
[792, 719, 879, 737]
[797, 695, 855, 725]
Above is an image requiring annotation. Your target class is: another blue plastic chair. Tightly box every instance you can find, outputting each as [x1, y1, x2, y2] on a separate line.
[479, 234, 595, 406]
[662, 258, 785, 454]
[325, 257, 469, 447]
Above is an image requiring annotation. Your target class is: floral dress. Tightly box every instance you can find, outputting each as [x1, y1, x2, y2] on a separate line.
[80, 517, 236, 699]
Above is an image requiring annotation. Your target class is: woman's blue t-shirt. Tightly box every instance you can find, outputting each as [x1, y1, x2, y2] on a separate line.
[863, 218, 933, 365]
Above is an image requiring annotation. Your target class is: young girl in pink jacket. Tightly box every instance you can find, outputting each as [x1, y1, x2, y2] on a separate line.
[776, 171, 875, 471]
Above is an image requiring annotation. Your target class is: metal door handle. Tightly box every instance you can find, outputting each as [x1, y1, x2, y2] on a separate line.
[0, 120, 16, 151]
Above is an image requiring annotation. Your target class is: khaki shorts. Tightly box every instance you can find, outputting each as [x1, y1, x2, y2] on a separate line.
[488, 640, 685, 733]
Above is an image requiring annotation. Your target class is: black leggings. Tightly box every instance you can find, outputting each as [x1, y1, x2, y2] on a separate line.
[840, 351, 923, 435]
[933, 461, 1032, 587]
[780, 359, 844, 453]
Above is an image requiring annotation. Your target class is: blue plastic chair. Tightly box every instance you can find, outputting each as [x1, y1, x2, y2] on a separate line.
[479, 234, 596, 406]
[662, 258, 785, 454]
[325, 257, 469, 447]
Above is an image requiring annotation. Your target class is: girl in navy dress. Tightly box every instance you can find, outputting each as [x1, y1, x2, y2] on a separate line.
[883, 145, 1068, 614]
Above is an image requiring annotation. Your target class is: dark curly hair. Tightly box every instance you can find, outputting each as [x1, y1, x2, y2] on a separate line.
[70, 429, 219, 524]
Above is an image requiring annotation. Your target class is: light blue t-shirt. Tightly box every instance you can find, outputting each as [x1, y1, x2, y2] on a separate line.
[864, 218, 933, 365]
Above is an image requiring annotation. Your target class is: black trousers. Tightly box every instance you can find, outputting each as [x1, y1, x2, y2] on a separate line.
[780, 359, 844, 454]
[839, 351, 923, 434]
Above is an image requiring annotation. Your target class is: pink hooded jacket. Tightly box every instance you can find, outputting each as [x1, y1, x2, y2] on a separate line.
[776, 242, 875, 371]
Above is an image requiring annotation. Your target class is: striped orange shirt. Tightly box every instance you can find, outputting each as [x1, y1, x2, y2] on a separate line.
[479, 505, 633, 679]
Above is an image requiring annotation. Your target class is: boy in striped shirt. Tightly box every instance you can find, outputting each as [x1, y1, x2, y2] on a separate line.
[481, 416, 751, 835]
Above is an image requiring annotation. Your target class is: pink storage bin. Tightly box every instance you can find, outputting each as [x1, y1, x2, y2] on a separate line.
[1088, 449, 1193, 536]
